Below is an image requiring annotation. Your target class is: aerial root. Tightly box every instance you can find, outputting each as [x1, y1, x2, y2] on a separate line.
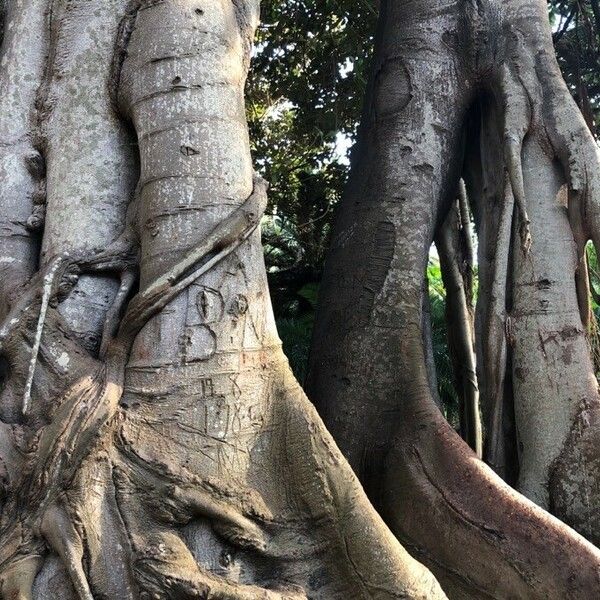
[457, 179, 475, 301]
[0, 178, 273, 599]
[500, 63, 534, 254]
[166, 482, 269, 552]
[481, 176, 515, 474]
[39, 501, 93, 600]
[132, 529, 306, 600]
[534, 52, 600, 256]
[113, 453, 272, 552]
[97, 269, 136, 358]
[504, 134, 531, 253]
[435, 197, 481, 456]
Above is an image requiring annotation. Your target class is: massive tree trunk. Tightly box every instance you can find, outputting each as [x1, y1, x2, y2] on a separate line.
[308, 0, 600, 597]
[0, 1, 448, 598]
[3, 0, 600, 599]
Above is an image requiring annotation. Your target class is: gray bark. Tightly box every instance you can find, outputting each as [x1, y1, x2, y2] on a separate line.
[1, 0, 599, 599]
[435, 189, 481, 456]
[0, 1, 446, 599]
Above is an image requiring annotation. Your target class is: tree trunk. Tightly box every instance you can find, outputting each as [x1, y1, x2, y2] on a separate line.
[307, 0, 600, 597]
[0, 1, 447, 599]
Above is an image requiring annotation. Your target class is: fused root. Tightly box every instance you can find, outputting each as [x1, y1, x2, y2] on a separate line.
[0, 179, 273, 598]
[435, 194, 482, 456]
[129, 529, 303, 600]
[0, 169, 445, 599]
[480, 175, 515, 476]
[40, 502, 93, 600]
[0, 556, 43, 600]
[471, 8, 600, 536]
[499, 59, 534, 254]
[549, 399, 600, 547]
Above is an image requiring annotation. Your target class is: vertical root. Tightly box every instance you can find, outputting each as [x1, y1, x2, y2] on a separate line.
[535, 51, 600, 265]
[0, 556, 43, 600]
[99, 269, 137, 358]
[570, 190, 593, 329]
[22, 257, 64, 416]
[500, 64, 534, 254]
[458, 180, 475, 304]
[436, 197, 482, 456]
[482, 177, 515, 476]
[40, 502, 93, 600]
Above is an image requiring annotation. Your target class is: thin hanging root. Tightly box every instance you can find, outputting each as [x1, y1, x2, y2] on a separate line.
[166, 482, 269, 551]
[436, 200, 482, 457]
[501, 64, 533, 254]
[40, 502, 93, 600]
[457, 179, 475, 303]
[505, 134, 531, 253]
[22, 257, 65, 415]
[584, 245, 600, 373]
[99, 268, 136, 358]
[484, 178, 515, 474]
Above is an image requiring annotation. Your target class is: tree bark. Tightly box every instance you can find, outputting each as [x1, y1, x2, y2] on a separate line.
[0, 1, 447, 599]
[308, 0, 600, 597]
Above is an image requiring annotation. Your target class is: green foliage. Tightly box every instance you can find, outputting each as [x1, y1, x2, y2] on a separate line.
[297, 282, 319, 308]
[277, 315, 314, 383]
[249, 0, 378, 381]
[549, 0, 600, 133]
[248, 0, 377, 277]
[428, 258, 461, 428]
[588, 241, 600, 315]
[279, 283, 320, 381]
[275, 283, 319, 382]
[585, 242, 600, 377]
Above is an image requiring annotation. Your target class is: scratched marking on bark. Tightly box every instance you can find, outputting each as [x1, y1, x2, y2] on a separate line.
[357, 221, 396, 324]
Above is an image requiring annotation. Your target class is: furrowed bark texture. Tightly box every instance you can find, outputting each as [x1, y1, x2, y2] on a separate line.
[468, 0, 600, 538]
[308, 0, 600, 597]
[464, 97, 520, 485]
[0, 1, 447, 598]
